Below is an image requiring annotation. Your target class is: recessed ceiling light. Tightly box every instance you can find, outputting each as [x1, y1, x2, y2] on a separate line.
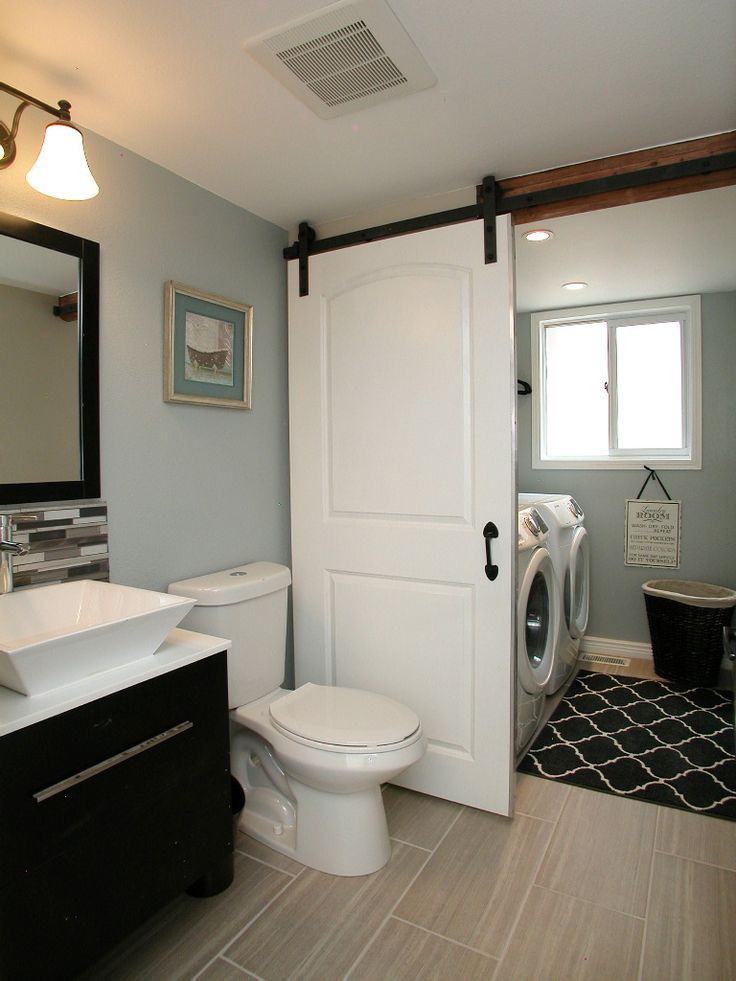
[562, 281, 588, 291]
[523, 229, 554, 242]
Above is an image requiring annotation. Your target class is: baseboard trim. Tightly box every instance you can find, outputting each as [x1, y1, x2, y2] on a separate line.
[580, 635, 653, 660]
[581, 635, 734, 689]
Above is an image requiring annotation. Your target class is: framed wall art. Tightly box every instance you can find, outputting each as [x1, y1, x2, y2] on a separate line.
[624, 498, 682, 568]
[164, 281, 252, 409]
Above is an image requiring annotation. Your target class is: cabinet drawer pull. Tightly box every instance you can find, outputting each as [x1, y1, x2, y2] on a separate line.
[33, 720, 194, 803]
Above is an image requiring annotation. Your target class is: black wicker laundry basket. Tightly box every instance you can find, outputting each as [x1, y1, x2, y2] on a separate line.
[643, 580, 736, 686]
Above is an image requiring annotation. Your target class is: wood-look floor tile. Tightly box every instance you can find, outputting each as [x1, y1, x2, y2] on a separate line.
[641, 852, 736, 980]
[536, 786, 656, 916]
[223, 840, 427, 981]
[81, 853, 290, 981]
[236, 832, 306, 874]
[349, 917, 497, 980]
[395, 806, 553, 957]
[581, 659, 664, 680]
[655, 807, 736, 870]
[631, 659, 663, 679]
[383, 784, 462, 849]
[494, 885, 643, 981]
[591, 659, 661, 679]
[514, 772, 570, 822]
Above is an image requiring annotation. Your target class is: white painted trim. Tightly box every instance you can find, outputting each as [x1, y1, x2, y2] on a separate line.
[580, 635, 652, 660]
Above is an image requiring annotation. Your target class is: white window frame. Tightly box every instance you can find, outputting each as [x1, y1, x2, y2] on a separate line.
[531, 295, 702, 470]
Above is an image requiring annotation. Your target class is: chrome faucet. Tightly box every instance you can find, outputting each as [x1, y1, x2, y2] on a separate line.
[0, 514, 36, 594]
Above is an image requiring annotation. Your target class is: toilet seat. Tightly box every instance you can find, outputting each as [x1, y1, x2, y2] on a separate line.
[268, 683, 421, 750]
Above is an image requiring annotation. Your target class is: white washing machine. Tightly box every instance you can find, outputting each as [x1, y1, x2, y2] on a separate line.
[519, 493, 590, 693]
[516, 507, 560, 758]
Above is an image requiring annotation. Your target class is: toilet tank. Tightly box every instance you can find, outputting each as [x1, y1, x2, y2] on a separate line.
[168, 562, 291, 709]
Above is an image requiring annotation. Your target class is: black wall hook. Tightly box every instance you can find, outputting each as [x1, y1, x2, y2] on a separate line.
[636, 466, 672, 501]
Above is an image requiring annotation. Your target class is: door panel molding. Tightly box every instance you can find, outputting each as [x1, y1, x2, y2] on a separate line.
[324, 264, 473, 523]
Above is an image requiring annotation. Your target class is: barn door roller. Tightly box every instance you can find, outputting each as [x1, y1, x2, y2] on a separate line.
[285, 175, 499, 297]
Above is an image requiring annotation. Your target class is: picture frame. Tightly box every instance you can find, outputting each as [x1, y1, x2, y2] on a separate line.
[163, 281, 252, 409]
[624, 498, 682, 568]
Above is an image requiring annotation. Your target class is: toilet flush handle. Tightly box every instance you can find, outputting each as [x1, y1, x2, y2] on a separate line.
[483, 522, 499, 581]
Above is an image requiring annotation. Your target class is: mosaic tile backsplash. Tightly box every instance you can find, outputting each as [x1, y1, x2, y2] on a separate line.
[6, 502, 109, 589]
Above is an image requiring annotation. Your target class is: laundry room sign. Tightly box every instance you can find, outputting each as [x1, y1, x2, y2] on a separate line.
[624, 499, 682, 567]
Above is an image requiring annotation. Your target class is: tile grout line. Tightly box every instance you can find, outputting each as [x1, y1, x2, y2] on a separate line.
[222, 954, 263, 978]
[191, 954, 256, 979]
[191, 865, 306, 980]
[512, 811, 564, 824]
[389, 834, 433, 853]
[530, 883, 647, 921]
[652, 846, 736, 874]
[234, 841, 304, 876]
[342, 805, 467, 980]
[492, 806, 568, 971]
[514, 776, 572, 823]
[636, 805, 661, 981]
[389, 914, 498, 961]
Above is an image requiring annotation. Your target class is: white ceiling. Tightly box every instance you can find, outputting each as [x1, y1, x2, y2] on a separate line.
[2, 0, 735, 231]
[0, 236, 78, 294]
[515, 184, 736, 312]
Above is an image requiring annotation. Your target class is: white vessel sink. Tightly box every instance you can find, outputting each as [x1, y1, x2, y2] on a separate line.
[0, 580, 196, 696]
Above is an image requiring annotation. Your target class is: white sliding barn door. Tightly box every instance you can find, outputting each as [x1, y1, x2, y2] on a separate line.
[288, 218, 516, 814]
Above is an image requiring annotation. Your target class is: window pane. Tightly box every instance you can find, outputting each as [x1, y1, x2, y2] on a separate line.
[544, 322, 608, 456]
[616, 321, 683, 449]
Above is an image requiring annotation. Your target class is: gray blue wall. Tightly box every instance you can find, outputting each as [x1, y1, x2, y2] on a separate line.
[8, 118, 734, 660]
[516, 291, 736, 644]
[2, 127, 291, 602]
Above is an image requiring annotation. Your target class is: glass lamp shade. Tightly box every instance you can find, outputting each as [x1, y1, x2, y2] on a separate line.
[26, 121, 99, 200]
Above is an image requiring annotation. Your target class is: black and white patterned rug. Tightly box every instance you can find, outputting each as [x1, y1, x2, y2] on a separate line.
[518, 671, 736, 820]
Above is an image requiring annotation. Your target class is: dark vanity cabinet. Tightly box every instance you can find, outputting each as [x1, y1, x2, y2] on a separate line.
[0, 652, 232, 981]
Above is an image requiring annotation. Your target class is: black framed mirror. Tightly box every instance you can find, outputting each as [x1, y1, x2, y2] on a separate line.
[0, 212, 100, 505]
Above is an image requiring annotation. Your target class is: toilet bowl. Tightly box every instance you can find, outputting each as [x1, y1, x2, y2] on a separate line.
[232, 684, 424, 875]
[169, 562, 426, 876]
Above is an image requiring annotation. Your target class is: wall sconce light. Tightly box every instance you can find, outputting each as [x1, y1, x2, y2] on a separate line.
[0, 81, 99, 200]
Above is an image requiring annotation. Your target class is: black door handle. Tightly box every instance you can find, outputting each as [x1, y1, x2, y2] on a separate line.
[483, 522, 499, 581]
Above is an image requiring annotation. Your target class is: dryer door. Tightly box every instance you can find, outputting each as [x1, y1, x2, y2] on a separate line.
[565, 526, 590, 640]
[518, 548, 558, 694]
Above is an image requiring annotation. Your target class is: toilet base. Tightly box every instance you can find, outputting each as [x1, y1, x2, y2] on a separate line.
[240, 778, 392, 876]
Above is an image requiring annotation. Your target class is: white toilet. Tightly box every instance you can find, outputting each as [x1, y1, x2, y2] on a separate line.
[168, 561, 425, 876]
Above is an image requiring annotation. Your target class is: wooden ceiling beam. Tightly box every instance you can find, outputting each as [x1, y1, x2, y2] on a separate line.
[498, 132, 736, 224]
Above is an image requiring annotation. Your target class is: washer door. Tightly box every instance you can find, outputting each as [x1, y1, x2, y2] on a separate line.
[518, 547, 558, 694]
[565, 526, 590, 639]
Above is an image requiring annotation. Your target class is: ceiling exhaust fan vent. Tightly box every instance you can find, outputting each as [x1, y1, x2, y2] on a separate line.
[244, 0, 436, 119]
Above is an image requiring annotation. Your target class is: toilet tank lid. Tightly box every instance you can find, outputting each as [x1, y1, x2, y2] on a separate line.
[168, 561, 291, 605]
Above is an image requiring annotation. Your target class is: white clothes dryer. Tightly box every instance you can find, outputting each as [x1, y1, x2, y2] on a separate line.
[516, 507, 560, 758]
[519, 493, 590, 693]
